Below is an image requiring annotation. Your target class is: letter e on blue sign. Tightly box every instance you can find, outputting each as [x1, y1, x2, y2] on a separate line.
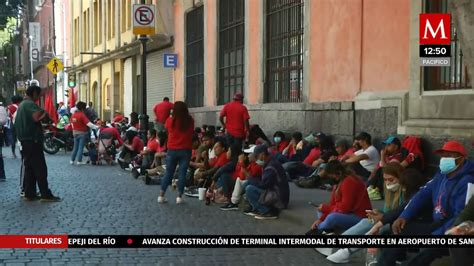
[164, 54, 178, 68]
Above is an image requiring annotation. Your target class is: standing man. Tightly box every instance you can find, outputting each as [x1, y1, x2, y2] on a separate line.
[15, 85, 61, 202]
[153, 97, 174, 132]
[7, 95, 23, 159]
[219, 93, 250, 151]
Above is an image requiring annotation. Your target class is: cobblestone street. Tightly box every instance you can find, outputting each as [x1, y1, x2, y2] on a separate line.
[0, 148, 367, 265]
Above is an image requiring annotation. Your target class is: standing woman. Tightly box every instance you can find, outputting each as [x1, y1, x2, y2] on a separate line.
[158, 101, 194, 204]
[70, 101, 98, 165]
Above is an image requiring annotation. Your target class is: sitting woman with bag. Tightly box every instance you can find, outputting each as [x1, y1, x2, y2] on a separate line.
[309, 160, 372, 235]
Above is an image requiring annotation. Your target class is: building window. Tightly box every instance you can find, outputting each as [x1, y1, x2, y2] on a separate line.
[74, 18, 79, 56]
[185, 6, 204, 108]
[218, 0, 245, 105]
[83, 9, 90, 51]
[265, 0, 304, 103]
[94, 0, 99, 46]
[121, 0, 127, 33]
[422, 0, 471, 91]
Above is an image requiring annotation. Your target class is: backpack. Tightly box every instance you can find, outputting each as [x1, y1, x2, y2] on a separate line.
[0, 107, 7, 126]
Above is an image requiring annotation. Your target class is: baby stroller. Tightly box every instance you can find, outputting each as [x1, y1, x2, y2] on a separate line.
[97, 131, 116, 165]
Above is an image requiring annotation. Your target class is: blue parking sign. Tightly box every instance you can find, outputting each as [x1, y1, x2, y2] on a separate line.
[164, 54, 178, 68]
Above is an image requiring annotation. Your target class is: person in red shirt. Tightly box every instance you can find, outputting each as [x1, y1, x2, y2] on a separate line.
[97, 120, 123, 164]
[129, 112, 140, 129]
[220, 147, 263, 211]
[272, 131, 289, 154]
[219, 93, 250, 151]
[158, 101, 194, 204]
[132, 129, 159, 179]
[118, 128, 144, 169]
[70, 101, 98, 165]
[7, 95, 23, 158]
[194, 141, 229, 186]
[309, 160, 372, 234]
[153, 97, 174, 132]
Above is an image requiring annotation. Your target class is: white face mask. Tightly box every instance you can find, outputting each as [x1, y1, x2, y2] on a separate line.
[386, 183, 400, 192]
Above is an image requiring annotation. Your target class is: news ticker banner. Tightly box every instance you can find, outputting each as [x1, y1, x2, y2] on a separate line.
[0, 235, 473, 249]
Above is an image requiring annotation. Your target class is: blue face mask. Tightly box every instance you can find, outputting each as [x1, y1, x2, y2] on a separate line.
[439, 157, 460, 175]
[256, 159, 265, 166]
[274, 137, 282, 144]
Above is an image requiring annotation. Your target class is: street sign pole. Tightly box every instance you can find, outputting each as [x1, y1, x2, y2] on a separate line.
[139, 35, 149, 144]
[133, 1, 156, 144]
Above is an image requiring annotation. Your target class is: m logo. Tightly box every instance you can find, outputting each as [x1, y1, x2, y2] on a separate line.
[420, 14, 451, 45]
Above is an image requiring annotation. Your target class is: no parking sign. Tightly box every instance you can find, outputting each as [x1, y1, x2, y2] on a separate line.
[133, 4, 156, 35]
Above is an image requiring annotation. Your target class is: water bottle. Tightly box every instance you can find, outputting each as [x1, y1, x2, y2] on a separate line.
[365, 248, 377, 266]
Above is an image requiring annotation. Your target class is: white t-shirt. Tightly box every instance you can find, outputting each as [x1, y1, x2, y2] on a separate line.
[355, 145, 380, 172]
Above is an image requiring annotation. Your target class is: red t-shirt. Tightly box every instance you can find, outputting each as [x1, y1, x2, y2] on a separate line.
[233, 161, 263, 180]
[209, 152, 230, 168]
[71, 111, 90, 133]
[131, 136, 144, 152]
[220, 101, 250, 138]
[165, 117, 195, 150]
[338, 148, 355, 160]
[146, 137, 159, 153]
[303, 147, 321, 166]
[157, 143, 167, 153]
[277, 141, 289, 153]
[319, 175, 372, 222]
[100, 127, 124, 146]
[154, 101, 174, 124]
[7, 104, 18, 120]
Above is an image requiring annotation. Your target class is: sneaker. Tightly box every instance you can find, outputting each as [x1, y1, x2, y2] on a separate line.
[326, 248, 351, 264]
[69, 160, 74, 165]
[23, 196, 40, 201]
[76, 161, 87, 165]
[145, 173, 151, 185]
[176, 196, 184, 204]
[20, 191, 25, 197]
[220, 203, 239, 211]
[315, 247, 334, 257]
[254, 212, 278, 220]
[131, 168, 140, 179]
[243, 208, 259, 217]
[157, 196, 167, 203]
[184, 187, 199, 198]
[40, 195, 62, 202]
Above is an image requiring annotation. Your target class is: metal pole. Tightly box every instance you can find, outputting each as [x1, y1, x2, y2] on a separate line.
[139, 36, 149, 143]
[52, 0, 57, 106]
[138, 0, 149, 143]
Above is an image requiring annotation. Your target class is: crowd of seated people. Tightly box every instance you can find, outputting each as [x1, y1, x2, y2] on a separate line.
[73, 108, 473, 264]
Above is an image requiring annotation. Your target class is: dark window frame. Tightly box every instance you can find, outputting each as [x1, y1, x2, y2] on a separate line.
[218, 0, 245, 105]
[264, 0, 304, 103]
[422, 0, 471, 91]
[185, 6, 205, 108]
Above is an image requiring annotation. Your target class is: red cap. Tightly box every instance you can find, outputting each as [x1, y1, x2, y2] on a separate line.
[233, 93, 243, 101]
[435, 141, 467, 157]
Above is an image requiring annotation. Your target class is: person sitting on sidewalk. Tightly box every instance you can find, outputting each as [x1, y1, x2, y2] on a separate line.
[193, 140, 229, 188]
[244, 144, 289, 220]
[220, 146, 263, 211]
[131, 129, 159, 179]
[118, 128, 144, 170]
[366, 136, 404, 200]
[247, 124, 271, 146]
[326, 165, 426, 264]
[343, 132, 380, 180]
[272, 131, 289, 154]
[280, 132, 303, 162]
[446, 197, 474, 266]
[143, 131, 168, 185]
[282, 132, 324, 180]
[210, 145, 244, 204]
[378, 140, 474, 266]
[308, 160, 372, 235]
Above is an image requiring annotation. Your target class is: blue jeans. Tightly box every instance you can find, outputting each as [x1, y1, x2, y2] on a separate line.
[216, 173, 234, 196]
[71, 133, 87, 162]
[317, 212, 363, 232]
[245, 185, 270, 214]
[161, 149, 192, 195]
[343, 218, 374, 235]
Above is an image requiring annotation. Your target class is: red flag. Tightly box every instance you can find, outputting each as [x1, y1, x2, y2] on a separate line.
[69, 88, 76, 107]
[44, 87, 58, 124]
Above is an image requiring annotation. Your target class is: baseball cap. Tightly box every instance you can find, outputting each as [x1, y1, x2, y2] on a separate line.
[252, 144, 269, 157]
[383, 136, 401, 146]
[233, 93, 243, 101]
[434, 141, 467, 157]
[304, 133, 315, 144]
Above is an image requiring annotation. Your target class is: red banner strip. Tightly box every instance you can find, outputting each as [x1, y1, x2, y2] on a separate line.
[0, 235, 68, 249]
